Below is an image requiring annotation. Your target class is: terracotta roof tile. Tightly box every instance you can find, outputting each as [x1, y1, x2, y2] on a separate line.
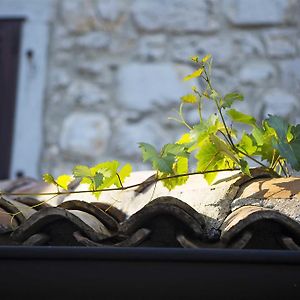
[1, 171, 300, 249]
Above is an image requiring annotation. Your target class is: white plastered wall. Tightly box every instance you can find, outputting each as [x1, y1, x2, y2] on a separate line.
[0, 0, 53, 179]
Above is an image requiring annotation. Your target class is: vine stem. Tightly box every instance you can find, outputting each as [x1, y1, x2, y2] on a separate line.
[203, 65, 270, 171]
[0, 168, 239, 198]
[278, 159, 288, 178]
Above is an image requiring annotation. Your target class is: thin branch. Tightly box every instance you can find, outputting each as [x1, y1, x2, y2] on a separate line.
[278, 159, 288, 178]
[116, 173, 124, 188]
[0, 168, 239, 198]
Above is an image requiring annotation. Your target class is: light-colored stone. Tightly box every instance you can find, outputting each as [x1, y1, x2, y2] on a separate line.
[225, 0, 290, 25]
[113, 118, 170, 159]
[75, 32, 110, 50]
[263, 29, 297, 58]
[60, 0, 96, 34]
[233, 33, 265, 56]
[60, 112, 111, 158]
[66, 81, 109, 105]
[279, 59, 300, 92]
[170, 36, 234, 65]
[97, 0, 126, 22]
[116, 63, 197, 111]
[239, 61, 276, 84]
[137, 34, 166, 60]
[132, 0, 219, 33]
[257, 88, 298, 120]
[49, 69, 71, 89]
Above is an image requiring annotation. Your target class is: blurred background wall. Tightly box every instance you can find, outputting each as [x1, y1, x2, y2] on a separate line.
[1, 0, 300, 179]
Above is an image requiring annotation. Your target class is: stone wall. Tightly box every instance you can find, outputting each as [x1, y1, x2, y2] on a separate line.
[41, 0, 300, 176]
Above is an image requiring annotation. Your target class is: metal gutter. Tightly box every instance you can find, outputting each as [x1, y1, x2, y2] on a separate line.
[0, 247, 299, 299]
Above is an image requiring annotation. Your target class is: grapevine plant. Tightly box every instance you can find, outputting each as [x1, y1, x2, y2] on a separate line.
[16, 55, 300, 199]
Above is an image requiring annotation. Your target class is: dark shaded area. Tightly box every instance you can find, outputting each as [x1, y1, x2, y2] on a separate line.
[0, 247, 300, 300]
[0, 19, 23, 179]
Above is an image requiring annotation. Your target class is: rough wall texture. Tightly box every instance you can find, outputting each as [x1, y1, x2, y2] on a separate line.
[42, 0, 300, 176]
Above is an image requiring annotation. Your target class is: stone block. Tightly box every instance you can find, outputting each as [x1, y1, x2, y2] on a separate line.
[97, 0, 126, 22]
[113, 118, 170, 159]
[263, 29, 297, 58]
[75, 32, 110, 50]
[279, 59, 300, 92]
[239, 61, 276, 85]
[137, 35, 166, 61]
[49, 69, 71, 89]
[60, 0, 97, 34]
[60, 112, 111, 158]
[232, 33, 265, 56]
[225, 0, 290, 26]
[116, 63, 197, 111]
[76, 61, 112, 85]
[170, 36, 233, 65]
[132, 0, 219, 33]
[257, 88, 298, 120]
[66, 81, 109, 105]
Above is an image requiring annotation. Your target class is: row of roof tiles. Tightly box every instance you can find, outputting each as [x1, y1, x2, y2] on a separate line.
[1, 169, 300, 250]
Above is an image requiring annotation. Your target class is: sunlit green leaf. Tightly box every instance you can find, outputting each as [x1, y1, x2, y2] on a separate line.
[201, 54, 212, 63]
[190, 55, 199, 63]
[227, 109, 256, 126]
[162, 143, 189, 158]
[43, 173, 56, 185]
[56, 174, 72, 190]
[181, 94, 197, 104]
[222, 93, 244, 108]
[239, 159, 251, 177]
[237, 133, 257, 155]
[161, 157, 189, 190]
[91, 161, 119, 177]
[139, 143, 158, 162]
[183, 68, 204, 81]
[73, 165, 92, 178]
[115, 163, 132, 187]
[210, 135, 239, 164]
[191, 115, 224, 146]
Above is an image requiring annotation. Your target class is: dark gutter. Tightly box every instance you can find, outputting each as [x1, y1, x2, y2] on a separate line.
[0, 247, 299, 299]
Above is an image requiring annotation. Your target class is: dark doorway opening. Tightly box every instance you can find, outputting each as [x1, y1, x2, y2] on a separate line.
[0, 19, 23, 179]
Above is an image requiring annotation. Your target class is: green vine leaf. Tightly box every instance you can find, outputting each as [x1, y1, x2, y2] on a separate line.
[161, 157, 189, 190]
[56, 174, 72, 190]
[196, 141, 224, 184]
[227, 109, 256, 126]
[201, 54, 212, 63]
[239, 159, 251, 177]
[237, 133, 257, 156]
[266, 115, 289, 140]
[272, 124, 300, 171]
[210, 135, 239, 164]
[191, 115, 224, 146]
[43, 173, 56, 185]
[139, 143, 158, 162]
[183, 68, 204, 81]
[116, 164, 132, 187]
[221, 93, 244, 109]
[93, 173, 104, 190]
[162, 143, 189, 158]
[73, 165, 92, 179]
[181, 94, 197, 104]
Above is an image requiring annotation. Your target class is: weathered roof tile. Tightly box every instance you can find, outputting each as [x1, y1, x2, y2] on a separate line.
[1, 171, 300, 249]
